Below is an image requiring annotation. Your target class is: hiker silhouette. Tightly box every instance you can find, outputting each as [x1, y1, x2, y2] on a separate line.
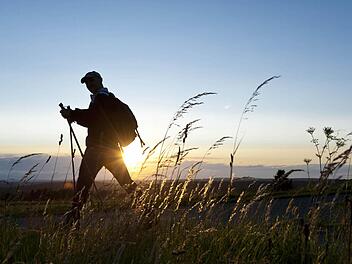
[60, 71, 139, 223]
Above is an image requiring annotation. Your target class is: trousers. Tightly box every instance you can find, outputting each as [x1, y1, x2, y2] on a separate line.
[73, 145, 136, 207]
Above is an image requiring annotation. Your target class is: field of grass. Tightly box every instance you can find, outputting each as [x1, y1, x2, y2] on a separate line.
[2, 78, 352, 263]
[1, 178, 352, 263]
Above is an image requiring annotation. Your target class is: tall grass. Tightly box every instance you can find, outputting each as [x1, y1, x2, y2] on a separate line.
[1, 175, 350, 263]
[50, 134, 63, 185]
[155, 92, 216, 180]
[6, 153, 43, 183]
[229, 76, 280, 195]
[1, 81, 351, 263]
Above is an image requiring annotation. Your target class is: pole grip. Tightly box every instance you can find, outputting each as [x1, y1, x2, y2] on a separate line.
[59, 103, 71, 110]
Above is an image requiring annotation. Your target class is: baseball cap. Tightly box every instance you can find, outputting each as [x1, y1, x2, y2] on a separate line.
[80, 71, 103, 84]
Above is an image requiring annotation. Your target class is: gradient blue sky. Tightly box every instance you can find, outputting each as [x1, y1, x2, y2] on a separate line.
[1, 1, 351, 166]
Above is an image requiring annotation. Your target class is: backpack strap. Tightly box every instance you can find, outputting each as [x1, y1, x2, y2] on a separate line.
[136, 129, 145, 148]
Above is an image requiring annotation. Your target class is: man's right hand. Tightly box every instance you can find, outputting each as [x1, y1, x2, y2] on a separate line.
[60, 108, 72, 120]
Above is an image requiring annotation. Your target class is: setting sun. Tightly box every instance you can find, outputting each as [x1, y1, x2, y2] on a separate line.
[122, 140, 144, 171]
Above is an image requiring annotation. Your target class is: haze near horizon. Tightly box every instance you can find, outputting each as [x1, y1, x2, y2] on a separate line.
[1, 1, 351, 174]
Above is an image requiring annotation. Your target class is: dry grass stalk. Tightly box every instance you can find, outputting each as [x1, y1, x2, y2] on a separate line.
[50, 134, 64, 185]
[193, 136, 232, 179]
[6, 153, 43, 182]
[229, 76, 280, 194]
[155, 92, 216, 180]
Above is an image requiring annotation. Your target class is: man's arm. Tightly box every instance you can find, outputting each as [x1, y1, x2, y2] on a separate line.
[69, 94, 110, 127]
[70, 108, 92, 127]
[60, 107, 90, 127]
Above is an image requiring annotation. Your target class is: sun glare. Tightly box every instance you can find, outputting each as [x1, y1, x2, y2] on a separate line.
[122, 141, 144, 171]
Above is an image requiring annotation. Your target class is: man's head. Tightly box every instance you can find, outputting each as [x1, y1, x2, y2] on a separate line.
[81, 71, 104, 94]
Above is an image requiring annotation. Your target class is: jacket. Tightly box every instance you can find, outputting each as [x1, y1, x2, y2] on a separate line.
[71, 91, 119, 148]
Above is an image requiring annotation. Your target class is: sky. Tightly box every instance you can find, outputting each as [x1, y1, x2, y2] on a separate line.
[0, 1, 351, 175]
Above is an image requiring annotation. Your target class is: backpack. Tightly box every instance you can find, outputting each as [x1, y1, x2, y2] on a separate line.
[107, 93, 144, 147]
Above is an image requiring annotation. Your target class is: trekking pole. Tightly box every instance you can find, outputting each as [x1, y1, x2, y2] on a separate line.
[59, 103, 104, 205]
[59, 104, 76, 191]
[68, 110, 76, 190]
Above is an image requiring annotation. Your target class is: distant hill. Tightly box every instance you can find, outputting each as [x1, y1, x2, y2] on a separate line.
[1, 154, 350, 183]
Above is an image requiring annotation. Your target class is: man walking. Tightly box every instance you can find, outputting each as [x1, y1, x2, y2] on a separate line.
[60, 71, 137, 221]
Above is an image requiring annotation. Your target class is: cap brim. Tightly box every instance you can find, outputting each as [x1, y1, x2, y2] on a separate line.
[81, 77, 86, 84]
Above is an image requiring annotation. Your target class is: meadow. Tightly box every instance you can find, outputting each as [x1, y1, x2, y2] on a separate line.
[1, 77, 352, 263]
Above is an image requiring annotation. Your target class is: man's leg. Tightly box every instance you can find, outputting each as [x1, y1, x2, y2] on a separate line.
[104, 149, 137, 193]
[73, 147, 103, 209]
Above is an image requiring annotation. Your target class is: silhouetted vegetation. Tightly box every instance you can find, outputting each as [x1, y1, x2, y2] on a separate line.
[1, 78, 352, 263]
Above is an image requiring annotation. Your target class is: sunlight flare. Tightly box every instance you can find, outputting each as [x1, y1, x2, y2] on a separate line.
[122, 140, 144, 171]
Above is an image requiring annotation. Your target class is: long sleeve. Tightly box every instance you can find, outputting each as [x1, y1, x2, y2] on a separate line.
[71, 94, 107, 128]
[71, 108, 92, 127]
[69, 92, 119, 147]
